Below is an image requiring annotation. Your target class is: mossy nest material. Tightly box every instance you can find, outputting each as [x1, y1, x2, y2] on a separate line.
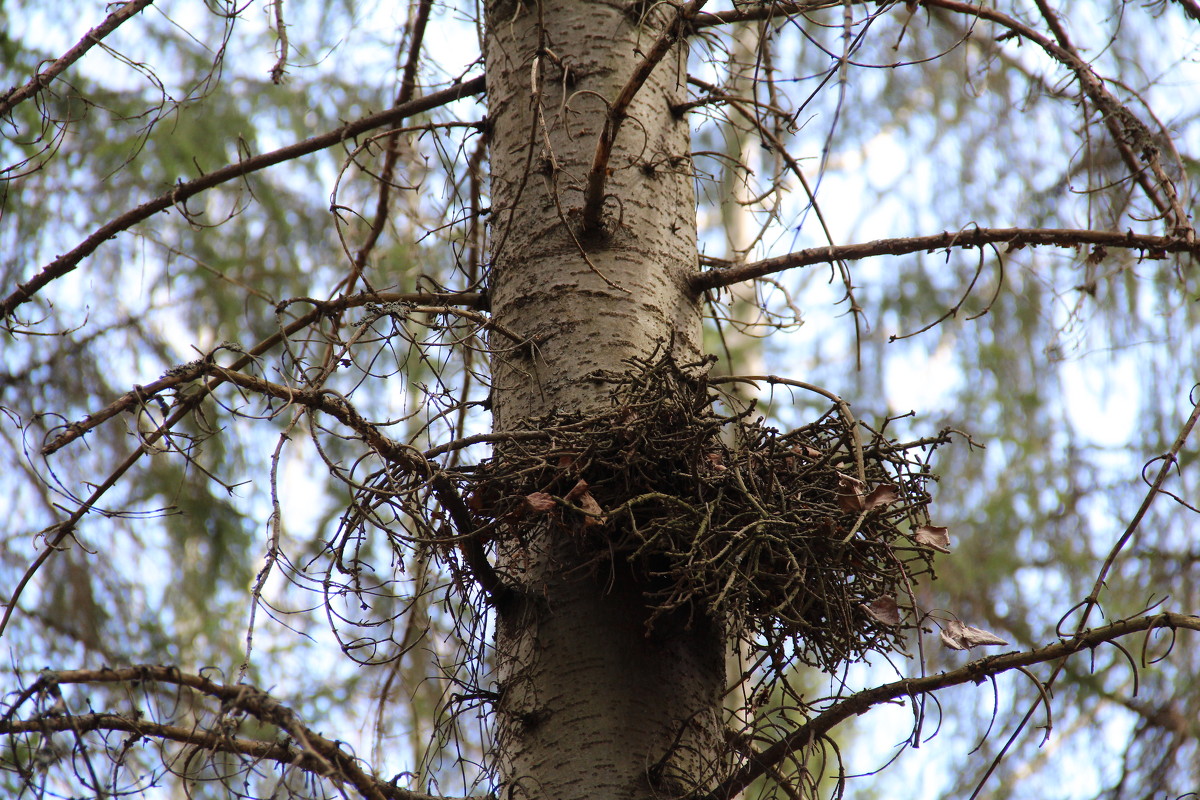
[469, 354, 945, 671]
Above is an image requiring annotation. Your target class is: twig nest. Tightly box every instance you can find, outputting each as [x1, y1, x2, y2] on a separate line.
[468, 353, 946, 671]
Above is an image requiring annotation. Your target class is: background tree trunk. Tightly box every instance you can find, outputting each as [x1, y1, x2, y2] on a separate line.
[484, 1, 725, 798]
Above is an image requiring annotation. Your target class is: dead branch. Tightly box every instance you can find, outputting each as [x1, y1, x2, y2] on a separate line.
[0, 0, 156, 118]
[0, 666, 471, 800]
[210, 367, 506, 599]
[40, 291, 487, 455]
[922, 0, 1194, 237]
[701, 611, 1200, 800]
[964, 390, 1200, 796]
[580, 0, 708, 234]
[694, 0, 865, 28]
[690, 227, 1199, 294]
[1, 77, 486, 324]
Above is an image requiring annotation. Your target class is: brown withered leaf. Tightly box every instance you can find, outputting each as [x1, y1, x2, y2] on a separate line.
[836, 475, 868, 513]
[939, 619, 1009, 651]
[565, 479, 607, 526]
[791, 445, 823, 460]
[576, 491, 607, 527]
[913, 524, 952, 553]
[523, 492, 556, 513]
[863, 483, 900, 511]
[861, 596, 902, 626]
[836, 477, 898, 514]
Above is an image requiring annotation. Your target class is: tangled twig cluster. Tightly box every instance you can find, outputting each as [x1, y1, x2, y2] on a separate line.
[466, 353, 948, 671]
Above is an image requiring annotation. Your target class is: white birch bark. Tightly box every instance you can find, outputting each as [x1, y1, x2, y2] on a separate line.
[484, 1, 725, 798]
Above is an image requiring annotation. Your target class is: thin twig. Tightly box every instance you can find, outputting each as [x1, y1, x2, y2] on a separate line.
[40, 292, 488, 454]
[923, 0, 1194, 238]
[967, 389, 1200, 798]
[0, 0, 156, 118]
[699, 612, 1200, 800]
[2, 76, 486, 323]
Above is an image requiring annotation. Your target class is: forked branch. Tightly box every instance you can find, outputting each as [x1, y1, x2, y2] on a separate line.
[1, 76, 486, 324]
[0, 666, 467, 800]
[580, 0, 708, 234]
[701, 612, 1200, 800]
[923, 0, 1194, 237]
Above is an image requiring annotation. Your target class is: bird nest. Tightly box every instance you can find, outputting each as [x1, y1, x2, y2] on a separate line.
[467, 353, 947, 671]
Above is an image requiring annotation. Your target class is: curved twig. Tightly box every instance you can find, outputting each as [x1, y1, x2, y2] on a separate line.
[699, 612, 1200, 800]
[0, 666, 469, 800]
[0, 0, 156, 118]
[922, 0, 1193, 237]
[1, 76, 486, 324]
[39, 292, 487, 455]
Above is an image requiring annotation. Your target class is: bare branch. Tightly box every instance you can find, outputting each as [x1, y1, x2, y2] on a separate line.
[0, 0, 156, 118]
[1, 76, 486, 324]
[922, 0, 1194, 237]
[212, 366, 508, 600]
[966, 389, 1200, 796]
[580, 0, 708, 234]
[693, 0, 858, 27]
[701, 612, 1200, 800]
[0, 667, 469, 800]
[690, 227, 1199, 294]
[40, 291, 487, 455]
[1171, 0, 1200, 21]
[342, 0, 435, 295]
[269, 0, 290, 84]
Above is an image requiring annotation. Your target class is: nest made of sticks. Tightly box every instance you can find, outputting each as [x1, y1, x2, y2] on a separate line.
[467, 354, 946, 671]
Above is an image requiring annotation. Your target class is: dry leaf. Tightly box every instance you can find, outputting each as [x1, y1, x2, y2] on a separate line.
[861, 596, 902, 626]
[836, 477, 897, 514]
[914, 525, 952, 553]
[790, 445, 823, 460]
[863, 483, 900, 511]
[523, 492, 556, 513]
[566, 479, 606, 526]
[836, 475, 868, 513]
[576, 491, 607, 527]
[939, 619, 1009, 651]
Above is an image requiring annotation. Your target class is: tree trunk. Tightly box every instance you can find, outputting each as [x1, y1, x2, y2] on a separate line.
[484, 1, 725, 798]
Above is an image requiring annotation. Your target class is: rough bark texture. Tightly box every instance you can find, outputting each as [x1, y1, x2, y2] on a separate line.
[484, 1, 725, 798]
[486, 0, 703, 429]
